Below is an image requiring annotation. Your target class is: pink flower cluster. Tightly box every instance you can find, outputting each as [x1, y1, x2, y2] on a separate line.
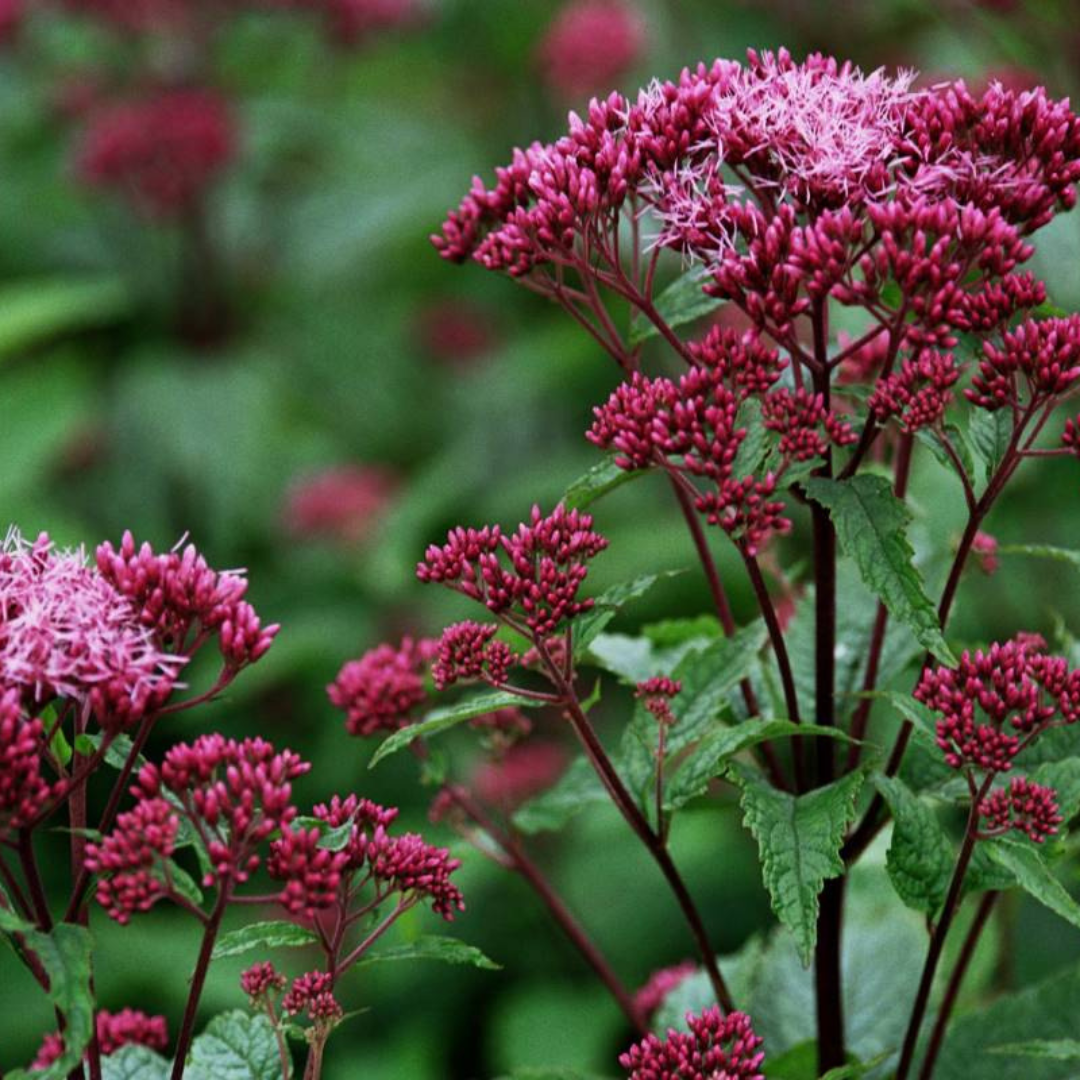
[327, 636, 435, 736]
[431, 621, 518, 691]
[636, 676, 681, 727]
[979, 776, 1063, 843]
[32, 1009, 168, 1070]
[417, 504, 608, 636]
[76, 90, 236, 218]
[240, 960, 287, 1000]
[537, 0, 645, 100]
[868, 350, 961, 432]
[283, 465, 396, 546]
[632, 959, 697, 1021]
[620, 1007, 765, 1079]
[269, 794, 464, 920]
[0, 689, 58, 836]
[96, 531, 278, 669]
[915, 636, 1080, 773]
[0, 530, 182, 730]
[968, 316, 1080, 411]
[282, 970, 342, 1024]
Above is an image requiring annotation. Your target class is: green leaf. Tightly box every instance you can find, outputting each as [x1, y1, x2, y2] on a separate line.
[574, 571, 684, 655]
[100, 1045, 172, 1080]
[3, 922, 95, 1080]
[369, 689, 541, 767]
[561, 456, 638, 511]
[729, 763, 866, 965]
[731, 398, 771, 477]
[292, 815, 354, 852]
[513, 758, 605, 834]
[185, 1011, 283, 1080]
[819, 1053, 891, 1080]
[156, 858, 204, 909]
[969, 408, 1013, 484]
[989, 1040, 1080, 1060]
[986, 838, 1080, 932]
[48, 723, 73, 769]
[0, 275, 129, 361]
[211, 920, 320, 960]
[665, 720, 856, 813]
[629, 268, 723, 345]
[355, 934, 500, 970]
[763, 1039, 818, 1079]
[998, 544, 1080, 572]
[873, 774, 954, 917]
[804, 475, 955, 665]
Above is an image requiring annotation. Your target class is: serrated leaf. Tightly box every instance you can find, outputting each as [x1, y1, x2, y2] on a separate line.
[873, 774, 954, 917]
[731, 398, 771, 476]
[3, 922, 95, 1080]
[369, 689, 541, 767]
[665, 720, 856, 812]
[969, 408, 1013, 484]
[355, 934, 499, 969]
[211, 920, 320, 960]
[804, 475, 955, 665]
[185, 1011, 283, 1080]
[513, 758, 606, 834]
[999, 544, 1080, 572]
[561, 456, 638, 510]
[100, 1045, 172, 1080]
[987, 838, 1080, 932]
[989, 1040, 1080, 1059]
[629, 269, 723, 345]
[729, 763, 865, 965]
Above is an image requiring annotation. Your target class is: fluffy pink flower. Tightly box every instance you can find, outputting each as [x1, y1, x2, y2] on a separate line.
[0, 530, 182, 729]
[283, 465, 396, 545]
[76, 89, 235, 218]
[633, 960, 697, 1021]
[537, 1, 645, 100]
[32, 1009, 168, 1069]
[328, 636, 436, 736]
[620, 1006, 765, 1079]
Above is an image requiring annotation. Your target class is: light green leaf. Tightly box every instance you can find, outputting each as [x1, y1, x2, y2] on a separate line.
[513, 758, 605, 835]
[729, 763, 865, 965]
[211, 920, 319, 960]
[369, 689, 541, 767]
[355, 934, 499, 970]
[185, 1011, 283, 1080]
[804, 476, 955, 665]
[999, 544, 1080, 572]
[987, 838, 1080, 932]
[874, 774, 954, 916]
[629, 269, 723, 345]
[562, 456, 638, 511]
[969, 408, 1014, 484]
[989, 1040, 1080, 1060]
[665, 721, 856, 813]
[0, 276, 129, 361]
[100, 1045, 172, 1080]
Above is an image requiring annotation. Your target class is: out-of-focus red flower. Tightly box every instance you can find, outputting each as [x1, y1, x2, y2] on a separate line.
[284, 465, 397, 545]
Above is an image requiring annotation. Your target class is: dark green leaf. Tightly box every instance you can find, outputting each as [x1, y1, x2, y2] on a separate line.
[728, 763, 866, 965]
[561, 456, 638, 511]
[986, 838, 1080, 932]
[804, 475, 955, 665]
[968, 408, 1013, 485]
[629, 269, 723, 345]
[211, 921, 320, 960]
[355, 934, 499, 970]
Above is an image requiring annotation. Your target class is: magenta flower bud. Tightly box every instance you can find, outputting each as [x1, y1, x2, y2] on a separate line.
[241, 960, 286, 1001]
[980, 777, 1063, 843]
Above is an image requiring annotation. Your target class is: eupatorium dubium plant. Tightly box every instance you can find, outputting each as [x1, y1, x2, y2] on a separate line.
[342, 48, 1080, 1078]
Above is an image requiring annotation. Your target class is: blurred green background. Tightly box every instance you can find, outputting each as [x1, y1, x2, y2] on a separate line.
[2, 1, 1080, 1076]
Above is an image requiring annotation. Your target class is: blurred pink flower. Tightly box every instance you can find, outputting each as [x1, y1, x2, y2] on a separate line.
[284, 464, 397, 545]
[321, 0, 421, 47]
[537, 0, 645, 100]
[471, 740, 568, 810]
[0, 0, 22, 44]
[415, 300, 496, 368]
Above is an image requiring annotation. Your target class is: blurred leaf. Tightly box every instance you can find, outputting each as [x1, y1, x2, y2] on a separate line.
[986, 838, 1080, 932]
[585, 626, 713, 685]
[999, 544, 1080, 572]
[561, 456, 639, 511]
[989, 1040, 1080, 1060]
[819, 1053, 891, 1080]
[728, 762, 865, 965]
[804, 476, 955, 665]
[968, 408, 1013, 485]
[873, 774, 954, 917]
[185, 1011, 282, 1080]
[100, 1045, 171, 1080]
[0, 276, 128, 361]
[914, 424, 975, 484]
[764, 1040, 818, 1079]
[211, 921, 319, 961]
[629, 269, 723, 345]
[370, 689, 542, 767]
[513, 759, 605, 835]
[1, 919, 94, 1080]
[665, 721, 855, 813]
[356, 934, 499, 970]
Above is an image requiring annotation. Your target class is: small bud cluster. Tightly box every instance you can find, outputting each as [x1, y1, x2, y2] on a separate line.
[0, 689, 59, 836]
[761, 388, 857, 461]
[971, 531, 1000, 576]
[636, 677, 682, 727]
[31, 1009, 168, 1069]
[431, 621, 518, 690]
[418, 505, 608, 636]
[619, 1007, 765, 1079]
[241, 960, 287, 1001]
[915, 637, 1079, 773]
[96, 531, 278, 669]
[979, 777, 1063, 843]
[868, 350, 961, 432]
[327, 636, 436, 736]
[968, 316, 1080, 411]
[282, 970, 342, 1026]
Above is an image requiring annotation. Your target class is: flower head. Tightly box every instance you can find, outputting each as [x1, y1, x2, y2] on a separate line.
[431, 621, 518, 690]
[979, 777, 1062, 843]
[363, 828, 465, 919]
[620, 1006, 765, 1079]
[31, 1009, 168, 1070]
[537, 1, 645, 100]
[968, 316, 1080, 411]
[241, 961, 287, 1001]
[0, 689, 59, 835]
[636, 676, 682, 727]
